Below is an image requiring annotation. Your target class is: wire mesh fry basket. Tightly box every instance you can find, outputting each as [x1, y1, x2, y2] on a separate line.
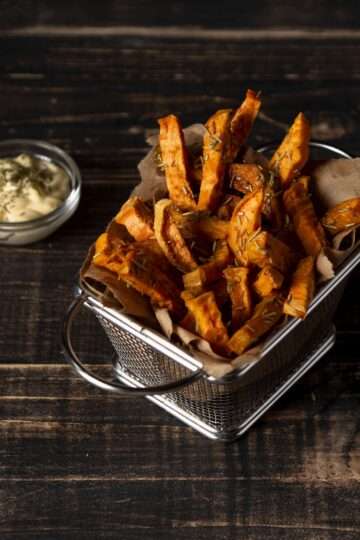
[62, 142, 359, 441]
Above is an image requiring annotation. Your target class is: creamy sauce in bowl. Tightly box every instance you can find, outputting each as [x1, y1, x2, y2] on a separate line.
[0, 153, 70, 223]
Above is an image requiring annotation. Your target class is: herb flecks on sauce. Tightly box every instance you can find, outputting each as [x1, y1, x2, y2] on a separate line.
[0, 153, 70, 222]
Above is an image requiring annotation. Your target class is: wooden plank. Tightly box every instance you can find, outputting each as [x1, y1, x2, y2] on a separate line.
[2, 0, 360, 31]
[7, 27, 360, 41]
[0, 37, 359, 157]
[0, 530, 358, 540]
[0, 479, 359, 536]
[0, 347, 358, 483]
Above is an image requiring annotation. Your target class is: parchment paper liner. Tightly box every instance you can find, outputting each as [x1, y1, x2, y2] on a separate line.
[81, 126, 360, 378]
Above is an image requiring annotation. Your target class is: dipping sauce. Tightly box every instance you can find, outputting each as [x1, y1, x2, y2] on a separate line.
[0, 153, 70, 222]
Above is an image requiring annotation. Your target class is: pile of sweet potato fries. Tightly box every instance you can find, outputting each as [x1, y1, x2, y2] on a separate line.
[91, 90, 360, 357]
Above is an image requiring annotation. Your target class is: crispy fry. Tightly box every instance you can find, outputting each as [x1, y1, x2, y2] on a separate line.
[93, 233, 112, 267]
[263, 184, 284, 231]
[228, 188, 264, 265]
[283, 256, 315, 318]
[197, 90, 261, 211]
[283, 176, 327, 256]
[105, 244, 184, 317]
[107, 237, 176, 274]
[180, 289, 195, 303]
[158, 114, 196, 210]
[212, 278, 229, 308]
[253, 265, 284, 297]
[154, 199, 198, 273]
[106, 220, 133, 250]
[322, 197, 360, 235]
[179, 310, 197, 333]
[174, 212, 229, 241]
[270, 112, 310, 186]
[223, 266, 253, 329]
[183, 291, 229, 349]
[179, 278, 229, 333]
[228, 89, 261, 161]
[114, 196, 154, 241]
[230, 163, 266, 194]
[183, 240, 232, 294]
[198, 109, 233, 211]
[247, 231, 297, 274]
[195, 215, 229, 240]
[228, 295, 284, 355]
[141, 238, 183, 281]
[230, 164, 283, 230]
[217, 194, 242, 220]
[93, 231, 165, 272]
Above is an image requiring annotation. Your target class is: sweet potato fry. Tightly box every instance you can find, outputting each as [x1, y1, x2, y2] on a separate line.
[283, 256, 315, 318]
[105, 244, 184, 317]
[114, 196, 154, 241]
[228, 295, 284, 355]
[106, 220, 133, 250]
[223, 266, 253, 330]
[247, 231, 297, 274]
[198, 109, 233, 211]
[183, 291, 229, 349]
[195, 215, 229, 240]
[212, 278, 229, 308]
[217, 194, 242, 220]
[228, 89, 261, 161]
[154, 199, 198, 273]
[229, 164, 283, 230]
[283, 176, 327, 256]
[180, 289, 196, 306]
[93, 231, 161, 270]
[183, 240, 232, 294]
[106, 238, 177, 276]
[179, 310, 197, 333]
[253, 265, 284, 297]
[179, 278, 229, 333]
[322, 197, 360, 235]
[228, 188, 264, 265]
[141, 238, 184, 282]
[92, 233, 112, 268]
[158, 114, 196, 210]
[270, 112, 310, 186]
[174, 212, 229, 241]
[229, 163, 266, 195]
[263, 183, 284, 231]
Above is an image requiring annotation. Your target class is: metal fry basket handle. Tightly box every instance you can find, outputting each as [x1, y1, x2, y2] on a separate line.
[62, 293, 203, 396]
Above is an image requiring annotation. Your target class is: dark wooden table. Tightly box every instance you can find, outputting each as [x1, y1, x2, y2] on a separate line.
[1, 3, 360, 538]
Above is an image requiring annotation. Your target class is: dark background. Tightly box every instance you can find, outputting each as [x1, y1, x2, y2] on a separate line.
[0, 2, 359, 539]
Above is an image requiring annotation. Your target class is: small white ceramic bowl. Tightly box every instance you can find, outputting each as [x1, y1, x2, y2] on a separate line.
[0, 139, 81, 245]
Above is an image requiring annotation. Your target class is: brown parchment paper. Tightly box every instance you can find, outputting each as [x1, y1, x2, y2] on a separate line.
[313, 158, 360, 267]
[81, 125, 360, 378]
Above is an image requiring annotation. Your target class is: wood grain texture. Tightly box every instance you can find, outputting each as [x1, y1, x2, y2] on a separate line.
[2, 0, 360, 31]
[1, 5, 360, 538]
